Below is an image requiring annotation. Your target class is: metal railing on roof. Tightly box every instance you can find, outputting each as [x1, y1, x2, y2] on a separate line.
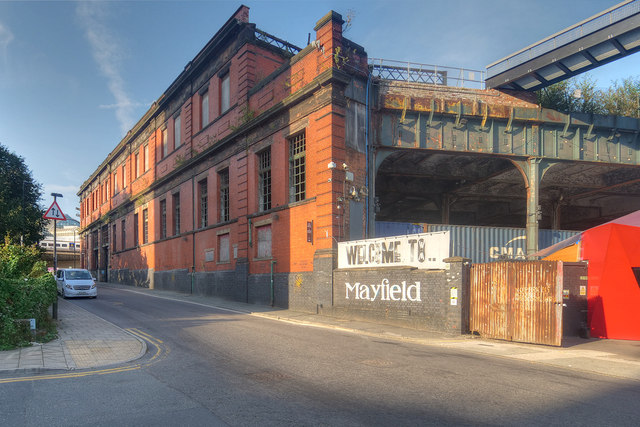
[254, 29, 302, 56]
[369, 58, 486, 89]
[486, 0, 640, 78]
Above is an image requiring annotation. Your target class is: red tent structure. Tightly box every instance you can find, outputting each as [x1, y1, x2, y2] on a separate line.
[535, 211, 640, 340]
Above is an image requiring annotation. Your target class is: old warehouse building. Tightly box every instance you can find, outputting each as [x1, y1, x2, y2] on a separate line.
[80, 4, 640, 314]
[79, 6, 370, 311]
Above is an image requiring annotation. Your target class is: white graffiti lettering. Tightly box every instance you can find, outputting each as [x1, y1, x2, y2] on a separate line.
[345, 279, 421, 302]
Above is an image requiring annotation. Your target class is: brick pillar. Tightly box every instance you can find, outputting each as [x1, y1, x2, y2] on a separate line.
[314, 11, 344, 72]
[184, 99, 193, 159]
[444, 257, 471, 334]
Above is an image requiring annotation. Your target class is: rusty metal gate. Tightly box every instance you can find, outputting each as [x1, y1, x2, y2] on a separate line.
[470, 261, 564, 346]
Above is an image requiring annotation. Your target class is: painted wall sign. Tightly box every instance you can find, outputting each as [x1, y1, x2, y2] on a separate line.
[338, 231, 450, 269]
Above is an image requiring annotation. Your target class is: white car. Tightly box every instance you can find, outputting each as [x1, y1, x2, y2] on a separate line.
[56, 269, 97, 298]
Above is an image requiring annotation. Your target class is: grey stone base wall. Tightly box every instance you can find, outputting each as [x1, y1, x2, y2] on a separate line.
[109, 268, 154, 288]
[106, 262, 330, 313]
[154, 269, 191, 293]
[104, 252, 472, 334]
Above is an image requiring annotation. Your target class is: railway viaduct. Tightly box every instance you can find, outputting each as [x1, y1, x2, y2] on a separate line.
[368, 0, 640, 255]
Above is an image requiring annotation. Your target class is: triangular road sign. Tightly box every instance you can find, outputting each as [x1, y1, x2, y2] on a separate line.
[44, 200, 67, 221]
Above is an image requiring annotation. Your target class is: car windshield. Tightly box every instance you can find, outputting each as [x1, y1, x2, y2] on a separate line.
[66, 270, 92, 280]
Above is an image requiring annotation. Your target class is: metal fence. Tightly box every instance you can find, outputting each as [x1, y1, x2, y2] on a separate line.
[369, 58, 485, 89]
[254, 29, 301, 56]
[470, 261, 564, 346]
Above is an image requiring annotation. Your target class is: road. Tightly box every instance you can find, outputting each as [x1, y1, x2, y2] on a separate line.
[1, 286, 639, 426]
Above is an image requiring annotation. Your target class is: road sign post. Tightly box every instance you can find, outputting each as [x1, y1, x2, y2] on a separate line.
[44, 193, 66, 320]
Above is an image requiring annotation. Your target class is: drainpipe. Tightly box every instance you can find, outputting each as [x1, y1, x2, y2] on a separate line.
[365, 68, 372, 237]
[191, 175, 196, 294]
[270, 260, 277, 307]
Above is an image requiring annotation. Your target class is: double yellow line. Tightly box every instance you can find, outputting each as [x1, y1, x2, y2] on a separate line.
[0, 328, 166, 384]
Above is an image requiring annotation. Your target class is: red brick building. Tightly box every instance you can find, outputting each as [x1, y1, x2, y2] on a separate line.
[78, 6, 369, 311]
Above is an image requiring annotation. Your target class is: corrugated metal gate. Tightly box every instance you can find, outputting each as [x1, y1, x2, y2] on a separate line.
[470, 261, 564, 346]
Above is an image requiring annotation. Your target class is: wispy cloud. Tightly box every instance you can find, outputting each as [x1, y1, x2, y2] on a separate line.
[76, 2, 135, 136]
[0, 22, 14, 67]
[99, 100, 151, 110]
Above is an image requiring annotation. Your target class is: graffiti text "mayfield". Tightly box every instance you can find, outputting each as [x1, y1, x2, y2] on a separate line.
[345, 279, 421, 302]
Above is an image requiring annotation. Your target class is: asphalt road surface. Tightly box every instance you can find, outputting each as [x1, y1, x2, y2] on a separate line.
[2, 286, 639, 426]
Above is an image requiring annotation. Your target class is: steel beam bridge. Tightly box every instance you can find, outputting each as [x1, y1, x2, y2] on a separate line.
[486, 0, 640, 91]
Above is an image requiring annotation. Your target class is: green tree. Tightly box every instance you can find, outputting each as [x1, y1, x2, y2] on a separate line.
[601, 77, 640, 117]
[536, 74, 640, 118]
[572, 75, 606, 115]
[537, 79, 576, 112]
[0, 143, 45, 245]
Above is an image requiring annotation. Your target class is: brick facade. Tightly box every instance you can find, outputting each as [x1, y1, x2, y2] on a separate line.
[78, 7, 369, 312]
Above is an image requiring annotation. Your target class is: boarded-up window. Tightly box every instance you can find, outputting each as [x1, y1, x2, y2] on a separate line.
[346, 102, 366, 153]
[219, 234, 230, 262]
[257, 225, 272, 258]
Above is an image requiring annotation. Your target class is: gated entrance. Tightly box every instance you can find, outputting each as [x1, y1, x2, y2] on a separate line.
[470, 261, 587, 346]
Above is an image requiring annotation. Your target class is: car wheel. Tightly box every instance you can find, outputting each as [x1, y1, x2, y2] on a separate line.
[62, 289, 67, 299]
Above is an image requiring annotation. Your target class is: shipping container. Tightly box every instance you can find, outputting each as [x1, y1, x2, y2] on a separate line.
[375, 222, 579, 263]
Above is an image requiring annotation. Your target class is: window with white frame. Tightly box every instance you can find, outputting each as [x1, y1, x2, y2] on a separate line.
[220, 73, 230, 112]
[142, 208, 149, 244]
[219, 169, 229, 222]
[121, 219, 126, 250]
[201, 91, 209, 129]
[198, 179, 208, 228]
[112, 223, 117, 252]
[289, 132, 306, 202]
[162, 128, 168, 158]
[173, 193, 181, 235]
[160, 199, 167, 239]
[174, 114, 182, 148]
[144, 144, 149, 171]
[258, 148, 271, 212]
[133, 213, 139, 246]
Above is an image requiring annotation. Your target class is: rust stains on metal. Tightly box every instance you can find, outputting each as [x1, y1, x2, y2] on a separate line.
[470, 261, 563, 346]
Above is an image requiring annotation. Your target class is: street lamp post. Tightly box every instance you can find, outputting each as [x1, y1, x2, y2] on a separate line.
[51, 193, 63, 272]
[51, 193, 63, 320]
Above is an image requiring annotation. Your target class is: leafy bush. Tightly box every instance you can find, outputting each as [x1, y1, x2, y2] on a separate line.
[0, 237, 45, 279]
[0, 275, 57, 349]
[0, 240, 57, 349]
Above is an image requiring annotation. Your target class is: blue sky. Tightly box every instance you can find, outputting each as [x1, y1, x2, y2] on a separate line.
[0, 0, 637, 218]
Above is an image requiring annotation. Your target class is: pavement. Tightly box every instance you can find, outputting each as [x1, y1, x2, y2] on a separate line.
[2, 282, 640, 382]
